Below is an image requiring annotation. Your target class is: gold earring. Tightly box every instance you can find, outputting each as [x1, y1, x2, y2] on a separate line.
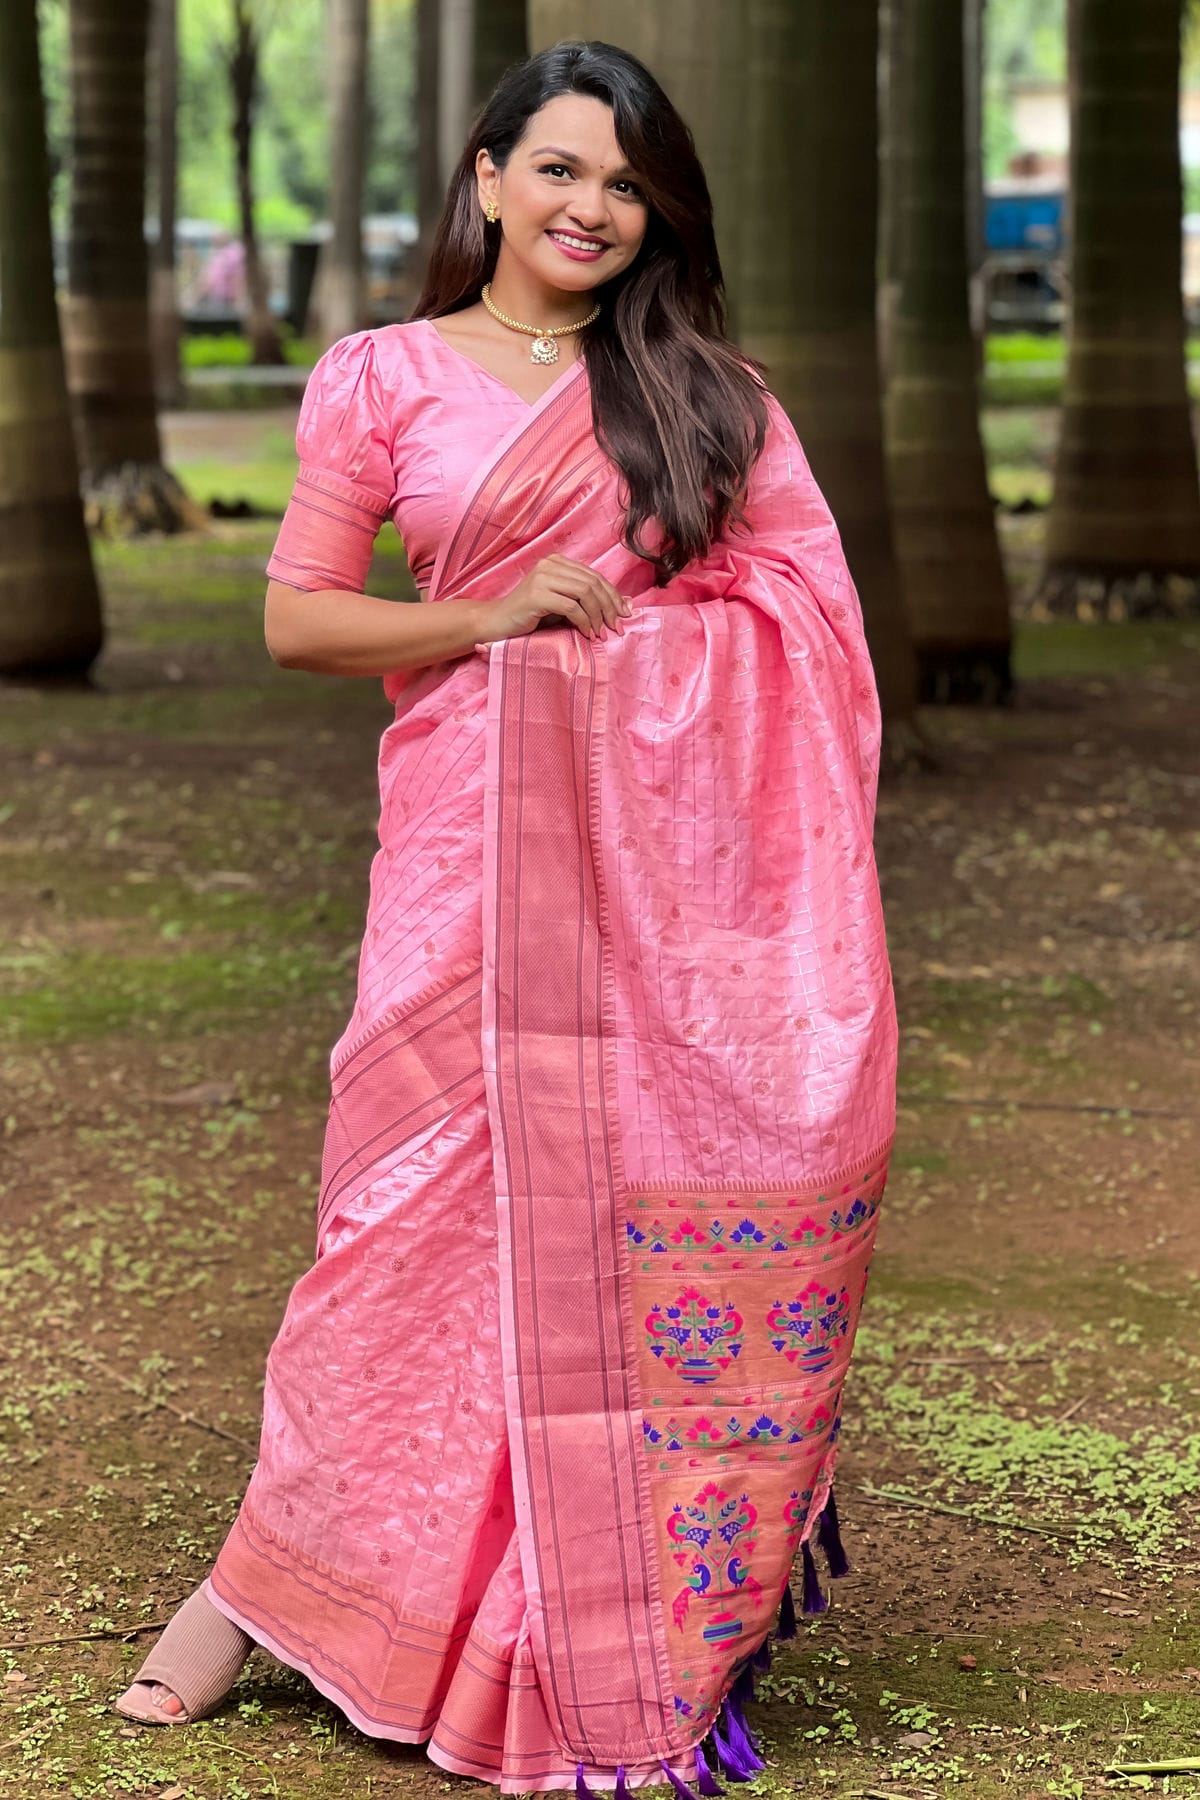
[484, 197, 499, 224]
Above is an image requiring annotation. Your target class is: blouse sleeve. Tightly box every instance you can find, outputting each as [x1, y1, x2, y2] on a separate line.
[265, 329, 396, 594]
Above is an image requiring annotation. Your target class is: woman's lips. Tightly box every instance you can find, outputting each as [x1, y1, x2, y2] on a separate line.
[546, 229, 610, 262]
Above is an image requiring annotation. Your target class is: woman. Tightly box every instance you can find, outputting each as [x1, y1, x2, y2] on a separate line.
[115, 38, 897, 1797]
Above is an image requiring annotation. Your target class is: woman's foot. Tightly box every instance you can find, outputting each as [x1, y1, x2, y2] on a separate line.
[113, 1679, 191, 1724]
[113, 1579, 254, 1726]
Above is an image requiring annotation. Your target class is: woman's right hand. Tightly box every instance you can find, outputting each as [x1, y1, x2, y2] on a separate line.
[476, 555, 632, 643]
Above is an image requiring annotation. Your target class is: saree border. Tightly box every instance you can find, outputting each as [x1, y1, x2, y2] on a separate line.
[316, 964, 484, 1242]
[427, 359, 598, 606]
[484, 629, 679, 1764]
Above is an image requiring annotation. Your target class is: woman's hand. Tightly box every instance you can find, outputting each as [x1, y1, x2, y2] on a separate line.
[476, 555, 632, 643]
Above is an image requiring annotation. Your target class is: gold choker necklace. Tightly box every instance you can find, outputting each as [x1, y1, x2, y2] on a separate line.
[481, 282, 600, 365]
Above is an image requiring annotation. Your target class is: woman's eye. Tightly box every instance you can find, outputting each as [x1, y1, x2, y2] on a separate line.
[613, 180, 643, 199]
[539, 163, 644, 200]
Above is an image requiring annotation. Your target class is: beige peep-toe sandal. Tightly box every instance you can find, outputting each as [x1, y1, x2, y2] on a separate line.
[113, 1581, 254, 1727]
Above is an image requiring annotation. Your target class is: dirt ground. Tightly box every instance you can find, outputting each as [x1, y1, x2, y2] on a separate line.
[2, 417, 1200, 1799]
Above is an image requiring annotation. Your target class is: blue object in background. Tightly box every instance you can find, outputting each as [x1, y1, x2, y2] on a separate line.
[985, 183, 1066, 255]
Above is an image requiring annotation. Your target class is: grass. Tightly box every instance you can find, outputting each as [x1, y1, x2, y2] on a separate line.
[1, 938, 360, 1045]
[851, 1292, 1200, 1571]
[181, 330, 321, 370]
[1013, 618, 1200, 678]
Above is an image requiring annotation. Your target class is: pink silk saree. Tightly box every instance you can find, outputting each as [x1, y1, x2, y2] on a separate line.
[207, 349, 897, 1794]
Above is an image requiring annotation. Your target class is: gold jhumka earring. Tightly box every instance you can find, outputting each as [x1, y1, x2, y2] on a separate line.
[484, 198, 499, 224]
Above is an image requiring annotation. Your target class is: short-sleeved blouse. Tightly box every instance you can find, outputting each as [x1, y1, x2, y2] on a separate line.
[264, 320, 542, 596]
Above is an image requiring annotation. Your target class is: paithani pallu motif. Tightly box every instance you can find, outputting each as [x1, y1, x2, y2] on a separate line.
[208, 351, 897, 1794]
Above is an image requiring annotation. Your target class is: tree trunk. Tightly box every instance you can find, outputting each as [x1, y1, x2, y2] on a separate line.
[318, 0, 371, 346]
[884, 0, 1012, 704]
[63, 0, 204, 534]
[739, 0, 924, 763]
[964, 0, 987, 364]
[879, 0, 902, 380]
[474, 0, 526, 106]
[439, 0, 475, 190]
[1042, 0, 1200, 618]
[0, 0, 103, 676]
[150, 0, 184, 407]
[230, 0, 285, 365]
[528, 1, 749, 333]
[411, 0, 442, 288]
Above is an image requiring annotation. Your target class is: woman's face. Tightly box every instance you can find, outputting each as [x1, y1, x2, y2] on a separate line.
[477, 93, 649, 296]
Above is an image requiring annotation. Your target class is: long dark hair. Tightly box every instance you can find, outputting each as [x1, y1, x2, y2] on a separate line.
[410, 40, 767, 584]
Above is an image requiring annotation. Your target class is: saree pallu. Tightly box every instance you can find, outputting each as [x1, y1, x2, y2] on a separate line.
[207, 364, 898, 1794]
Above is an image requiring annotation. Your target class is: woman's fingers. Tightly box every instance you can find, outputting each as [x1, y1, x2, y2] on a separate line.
[541, 570, 607, 636]
[542, 585, 600, 636]
[587, 570, 626, 630]
[540, 558, 628, 634]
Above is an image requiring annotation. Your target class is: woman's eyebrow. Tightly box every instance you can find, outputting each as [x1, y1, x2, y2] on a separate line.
[528, 145, 636, 177]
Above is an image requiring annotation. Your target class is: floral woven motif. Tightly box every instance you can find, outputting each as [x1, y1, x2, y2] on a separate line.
[644, 1288, 746, 1382]
[644, 1396, 838, 1457]
[625, 1162, 886, 1271]
[667, 1480, 764, 1634]
[629, 1159, 885, 1727]
[766, 1280, 853, 1371]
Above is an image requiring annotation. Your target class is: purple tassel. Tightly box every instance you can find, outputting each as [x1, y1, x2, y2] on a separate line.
[776, 1580, 797, 1639]
[817, 1485, 851, 1578]
[725, 1692, 765, 1766]
[800, 1540, 828, 1615]
[576, 1764, 601, 1800]
[708, 1718, 753, 1783]
[752, 1635, 773, 1673]
[615, 1767, 632, 1800]
[694, 1742, 725, 1797]
[660, 1758, 704, 1800]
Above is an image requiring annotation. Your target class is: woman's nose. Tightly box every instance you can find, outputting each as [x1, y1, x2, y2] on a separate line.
[566, 188, 609, 230]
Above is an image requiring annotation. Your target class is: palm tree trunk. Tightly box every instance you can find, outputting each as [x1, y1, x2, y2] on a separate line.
[527, 2, 749, 334]
[0, 0, 103, 676]
[319, 0, 371, 346]
[230, 0, 285, 365]
[63, 0, 204, 534]
[1042, 0, 1200, 617]
[739, 0, 923, 763]
[150, 0, 184, 407]
[885, 0, 1012, 703]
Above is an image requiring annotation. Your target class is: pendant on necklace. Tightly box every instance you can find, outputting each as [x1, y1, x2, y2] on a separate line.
[530, 335, 559, 365]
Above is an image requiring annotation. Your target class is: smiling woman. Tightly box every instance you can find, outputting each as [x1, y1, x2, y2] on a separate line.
[422, 95, 646, 389]
[114, 37, 897, 1800]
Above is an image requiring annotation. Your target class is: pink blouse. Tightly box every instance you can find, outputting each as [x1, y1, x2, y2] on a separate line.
[265, 320, 543, 596]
